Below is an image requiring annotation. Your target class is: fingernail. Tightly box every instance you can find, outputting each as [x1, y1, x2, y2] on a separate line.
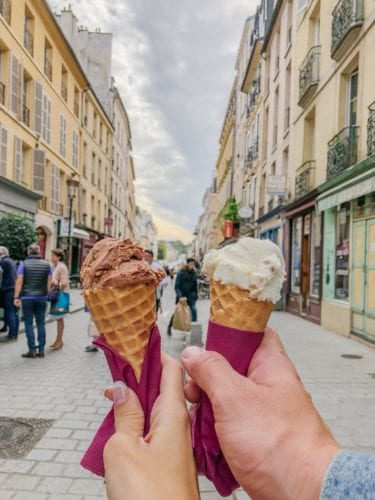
[182, 346, 205, 359]
[113, 381, 128, 406]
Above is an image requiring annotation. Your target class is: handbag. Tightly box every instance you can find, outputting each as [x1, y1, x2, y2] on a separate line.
[50, 291, 70, 315]
[172, 299, 191, 332]
[48, 287, 60, 303]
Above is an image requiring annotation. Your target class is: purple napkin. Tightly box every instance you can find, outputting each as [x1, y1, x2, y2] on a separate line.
[192, 320, 264, 497]
[81, 324, 162, 476]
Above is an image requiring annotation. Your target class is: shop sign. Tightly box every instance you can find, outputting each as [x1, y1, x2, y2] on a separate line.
[267, 175, 287, 196]
[59, 218, 74, 237]
[104, 218, 113, 226]
[223, 221, 234, 239]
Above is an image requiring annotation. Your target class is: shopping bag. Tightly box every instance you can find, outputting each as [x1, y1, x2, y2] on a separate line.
[172, 299, 191, 331]
[50, 291, 70, 315]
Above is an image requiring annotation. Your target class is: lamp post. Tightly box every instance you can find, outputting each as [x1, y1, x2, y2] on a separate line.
[66, 176, 79, 274]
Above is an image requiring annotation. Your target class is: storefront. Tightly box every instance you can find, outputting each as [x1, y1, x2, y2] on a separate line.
[318, 166, 375, 343]
[0, 176, 40, 222]
[282, 194, 322, 324]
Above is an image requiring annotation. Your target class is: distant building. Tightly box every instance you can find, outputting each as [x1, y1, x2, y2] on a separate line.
[134, 208, 158, 254]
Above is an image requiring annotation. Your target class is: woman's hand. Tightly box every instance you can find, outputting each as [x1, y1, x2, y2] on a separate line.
[182, 328, 341, 500]
[104, 353, 199, 500]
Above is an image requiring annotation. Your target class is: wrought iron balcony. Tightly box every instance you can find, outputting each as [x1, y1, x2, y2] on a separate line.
[22, 105, 30, 127]
[61, 80, 67, 101]
[0, 0, 11, 24]
[24, 26, 33, 56]
[0, 82, 4, 105]
[295, 161, 316, 198]
[245, 148, 253, 169]
[298, 46, 320, 107]
[331, 0, 363, 60]
[327, 126, 359, 180]
[367, 102, 375, 157]
[44, 57, 52, 81]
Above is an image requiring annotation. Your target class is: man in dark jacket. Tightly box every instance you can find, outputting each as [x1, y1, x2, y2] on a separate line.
[167, 258, 198, 336]
[14, 244, 52, 358]
[0, 246, 19, 342]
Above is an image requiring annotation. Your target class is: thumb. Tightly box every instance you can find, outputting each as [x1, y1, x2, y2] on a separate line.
[181, 347, 246, 407]
[110, 381, 145, 438]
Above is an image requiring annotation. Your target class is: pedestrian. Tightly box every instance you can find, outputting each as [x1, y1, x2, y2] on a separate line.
[85, 305, 99, 353]
[49, 249, 69, 350]
[167, 258, 198, 336]
[14, 243, 52, 358]
[144, 250, 167, 313]
[0, 246, 19, 343]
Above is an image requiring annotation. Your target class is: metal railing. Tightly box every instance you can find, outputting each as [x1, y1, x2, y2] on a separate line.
[24, 26, 33, 56]
[74, 100, 79, 117]
[299, 46, 320, 104]
[0, 0, 11, 24]
[327, 126, 359, 180]
[295, 161, 316, 198]
[22, 105, 30, 126]
[367, 102, 375, 157]
[61, 79, 67, 101]
[331, 0, 364, 56]
[0, 82, 5, 105]
[44, 57, 52, 81]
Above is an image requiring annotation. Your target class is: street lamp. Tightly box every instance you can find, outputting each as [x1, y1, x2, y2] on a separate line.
[66, 176, 79, 274]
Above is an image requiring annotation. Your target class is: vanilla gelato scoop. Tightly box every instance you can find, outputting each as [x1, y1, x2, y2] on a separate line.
[203, 237, 285, 304]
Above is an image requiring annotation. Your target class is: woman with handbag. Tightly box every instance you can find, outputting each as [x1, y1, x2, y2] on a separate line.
[49, 249, 70, 350]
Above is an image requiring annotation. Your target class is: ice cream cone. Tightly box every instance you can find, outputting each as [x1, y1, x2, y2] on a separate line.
[210, 280, 273, 333]
[83, 284, 156, 381]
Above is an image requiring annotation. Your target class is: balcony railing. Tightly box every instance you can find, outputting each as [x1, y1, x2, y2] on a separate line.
[74, 100, 79, 118]
[327, 126, 359, 180]
[24, 26, 33, 56]
[0, 0, 11, 24]
[295, 161, 316, 198]
[37, 197, 47, 211]
[367, 102, 375, 157]
[44, 57, 52, 81]
[298, 46, 320, 106]
[0, 82, 4, 105]
[61, 79, 67, 101]
[22, 105, 30, 127]
[331, 0, 364, 60]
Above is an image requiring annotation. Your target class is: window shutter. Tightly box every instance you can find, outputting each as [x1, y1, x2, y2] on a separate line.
[32, 149, 45, 193]
[13, 136, 23, 183]
[42, 93, 47, 141]
[0, 126, 8, 176]
[59, 114, 66, 157]
[10, 54, 20, 115]
[34, 81, 43, 134]
[72, 130, 78, 168]
[47, 97, 51, 144]
[51, 164, 56, 212]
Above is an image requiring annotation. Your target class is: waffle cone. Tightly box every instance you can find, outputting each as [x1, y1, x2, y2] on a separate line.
[83, 284, 156, 381]
[210, 281, 273, 332]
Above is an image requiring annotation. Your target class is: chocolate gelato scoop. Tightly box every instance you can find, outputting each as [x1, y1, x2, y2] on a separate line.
[81, 238, 164, 289]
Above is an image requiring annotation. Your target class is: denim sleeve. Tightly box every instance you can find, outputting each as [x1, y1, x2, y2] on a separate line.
[320, 451, 375, 499]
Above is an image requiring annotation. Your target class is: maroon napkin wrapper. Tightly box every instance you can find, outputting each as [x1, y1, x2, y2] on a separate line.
[80, 324, 162, 476]
[192, 320, 264, 496]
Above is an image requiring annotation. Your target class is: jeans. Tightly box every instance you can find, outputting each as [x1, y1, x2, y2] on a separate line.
[3, 289, 19, 339]
[188, 300, 197, 322]
[22, 299, 47, 353]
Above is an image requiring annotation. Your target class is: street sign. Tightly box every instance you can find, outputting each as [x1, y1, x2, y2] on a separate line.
[267, 175, 287, 196]
[59, 218, 74, 237]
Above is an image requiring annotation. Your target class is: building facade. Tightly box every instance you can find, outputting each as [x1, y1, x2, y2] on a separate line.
[134, 208, 158, 254]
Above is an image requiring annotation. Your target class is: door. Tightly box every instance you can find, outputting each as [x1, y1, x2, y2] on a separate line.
[351, 218, 375, 341]
[301, 214, 311, 312]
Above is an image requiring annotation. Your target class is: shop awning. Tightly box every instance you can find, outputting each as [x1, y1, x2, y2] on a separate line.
[317, 171, 375, 212]
[73, 228, 90, 240]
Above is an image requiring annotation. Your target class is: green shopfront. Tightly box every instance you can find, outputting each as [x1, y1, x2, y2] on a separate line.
[318, 161, 375, 343]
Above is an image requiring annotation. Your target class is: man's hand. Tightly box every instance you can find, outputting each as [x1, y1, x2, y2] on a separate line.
[13, 298, 21, 308]
[182, 328, 341, 500]
[104, 353, 199, 500]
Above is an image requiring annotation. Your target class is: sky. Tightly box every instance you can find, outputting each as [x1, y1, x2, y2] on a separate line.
[49, 0, 257, 242]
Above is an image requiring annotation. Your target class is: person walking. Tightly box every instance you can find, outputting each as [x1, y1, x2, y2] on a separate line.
[49, 249, 69, 350]
[0, 246, 19, 342]
[144, 249, 167, 313]
[14, 244, 52, 358]
[167, 258, 198, 336]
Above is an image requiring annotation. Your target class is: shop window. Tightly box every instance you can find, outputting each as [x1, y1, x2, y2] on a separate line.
[335, 203, 350, 300]
[310, 212, 321, 297]
[291, 217, 302, 293]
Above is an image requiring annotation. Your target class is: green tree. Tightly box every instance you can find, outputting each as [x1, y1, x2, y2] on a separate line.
[0, 213, 36, 261]
[157, 241, 167, 261]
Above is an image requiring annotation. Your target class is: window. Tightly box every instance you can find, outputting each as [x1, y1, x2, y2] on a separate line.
[284, 64, 291, 132]
[24, 7, 34, 56]
[13, 136, 23, 183]
[273, 87, 279, 148]
[347, 69, 358, 127]
[72, 130, 78, 168]
[93, 112, 97, 138]
[310, 212, 321, 297]
[98, 159, 102, 190]
[74, 86, 79, 118]
[83, 141, 87, 177]
[91, 152, 96, 185]
[59, 113, 66, 157]
[34, 81, 43, 133]
[10, 54, 21, 116]
[291, 217, 302, 293]
[32, 149, 45, 193]
[0, 125, 8, 175]
[50, 164, 60, 213]
[44, 39, 52, 81]
[61, 66, 68, 101]
[335, 203, 350, 300]
[0, 0, 11, 24]
[22, 71, 31, 127]
[41, 92, 51, 143]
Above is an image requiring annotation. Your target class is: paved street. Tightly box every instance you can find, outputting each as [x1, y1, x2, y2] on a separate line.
[0, 283, 374, 499]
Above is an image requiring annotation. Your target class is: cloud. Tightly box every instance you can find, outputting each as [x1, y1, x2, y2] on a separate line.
[49, 0, 256, 241]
